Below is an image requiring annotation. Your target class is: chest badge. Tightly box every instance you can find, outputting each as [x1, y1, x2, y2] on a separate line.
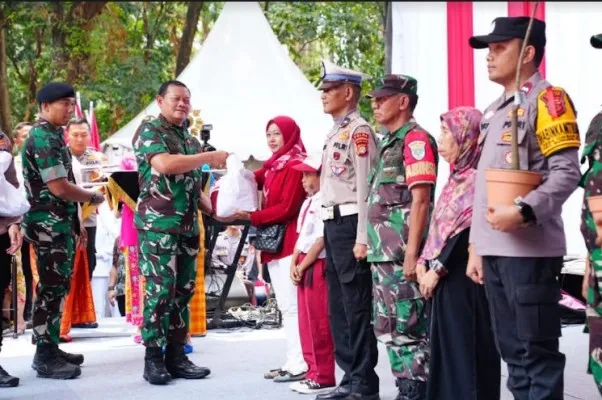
[504, 150, 512, 164]
[500, 131, 512, 143]
[408, 140, 426, 161]
[333, 151, 341, 161]
[338, 131, 349, 141]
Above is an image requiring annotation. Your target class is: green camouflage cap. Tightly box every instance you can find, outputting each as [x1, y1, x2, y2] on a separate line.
[367, 74, 418, 98]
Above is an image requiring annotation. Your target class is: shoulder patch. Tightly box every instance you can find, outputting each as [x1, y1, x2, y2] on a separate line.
[536, 87, 580, 157]
[352, 131, 370, 157]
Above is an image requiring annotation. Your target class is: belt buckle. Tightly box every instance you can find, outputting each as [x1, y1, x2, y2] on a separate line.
[323, 206, 334, 221]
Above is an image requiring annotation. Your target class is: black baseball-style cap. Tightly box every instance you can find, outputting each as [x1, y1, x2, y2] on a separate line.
[469, 16, 546, 49]
[592, 34, 602, 49]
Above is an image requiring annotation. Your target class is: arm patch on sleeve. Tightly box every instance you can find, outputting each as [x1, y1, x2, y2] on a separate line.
[536, 87, 580, 157]
[352, 130, 370, 157]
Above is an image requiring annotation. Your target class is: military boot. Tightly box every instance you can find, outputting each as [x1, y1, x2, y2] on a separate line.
[395, 378, 426, 400]
[32, 344, 84, 370]
[33, 344, 81, 380]
[143, 347, 171, 385]
[0, 365, 19, 387]
[164, 343, 211, 379]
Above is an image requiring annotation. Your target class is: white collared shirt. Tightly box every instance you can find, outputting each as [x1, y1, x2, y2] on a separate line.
[295, 192, 326, 258]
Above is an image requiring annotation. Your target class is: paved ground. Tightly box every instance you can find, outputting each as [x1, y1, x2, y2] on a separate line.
[0, 319, 598, 400]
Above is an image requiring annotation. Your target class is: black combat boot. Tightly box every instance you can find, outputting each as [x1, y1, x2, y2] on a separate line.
[143, 347, 171, 385]
[395, 378, 426, 400]
[164, 343, 211, 379]
[0, 365, 19, 387]
[33, 344, 81, 380]
[32, 344, 84, 370]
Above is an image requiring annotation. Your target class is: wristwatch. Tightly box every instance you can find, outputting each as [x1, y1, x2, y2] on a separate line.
[515, 197, 536, 223]
[107, 286, 115, 292]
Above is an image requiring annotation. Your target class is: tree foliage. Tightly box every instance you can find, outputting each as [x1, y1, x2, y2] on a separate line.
[3, 1, 385, 141]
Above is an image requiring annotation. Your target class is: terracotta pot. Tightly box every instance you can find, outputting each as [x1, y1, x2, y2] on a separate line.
[485, 168, 543, 207]
[587, 195, 602, 238]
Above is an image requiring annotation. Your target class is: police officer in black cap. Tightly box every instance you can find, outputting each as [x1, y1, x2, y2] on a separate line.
[468, 17, 581, 400]
[22, 82, 105, 380]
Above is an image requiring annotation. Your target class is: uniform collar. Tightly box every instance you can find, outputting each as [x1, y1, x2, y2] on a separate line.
[37, 117, 64, 136]
[334, 109, 358, 126]
[158, 114, 186, 131]
[501, 71, 542, 102]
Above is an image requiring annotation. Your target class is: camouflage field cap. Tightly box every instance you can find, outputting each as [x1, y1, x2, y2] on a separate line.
[367, 74, 418, 99]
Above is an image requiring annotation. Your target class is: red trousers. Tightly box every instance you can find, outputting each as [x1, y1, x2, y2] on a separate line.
[297, 254, 335, 385]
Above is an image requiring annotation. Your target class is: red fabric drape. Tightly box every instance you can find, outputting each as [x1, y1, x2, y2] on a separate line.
[508, 1, 546, 78]
[446, 1, 475, 110]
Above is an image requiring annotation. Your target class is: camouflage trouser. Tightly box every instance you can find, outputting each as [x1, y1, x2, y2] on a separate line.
[371, 261, 429, 381]
[138, 230, 199, 348]
[31, 234, 76, 346]
[587, 248, 602, 396]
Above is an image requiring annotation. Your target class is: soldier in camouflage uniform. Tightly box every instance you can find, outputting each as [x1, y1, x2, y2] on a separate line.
[22, 82, 105, 380]
[580, 32, 602, 397]
[366, 75, 438, 400]
[132, 80, 228, 385]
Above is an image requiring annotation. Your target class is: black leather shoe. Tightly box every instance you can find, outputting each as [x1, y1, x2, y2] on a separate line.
[143, 347, 171, 385]
[0, 366, 19, 387]
[72, 322, 98, 329]
[395, 378, 426, 400]
[165, 343, 210, 379]
[344, 394, 380, 400]
[315, 385, 352, 399]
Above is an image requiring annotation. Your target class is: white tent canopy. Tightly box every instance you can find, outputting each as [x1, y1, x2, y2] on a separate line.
[103, 2, 332, 161]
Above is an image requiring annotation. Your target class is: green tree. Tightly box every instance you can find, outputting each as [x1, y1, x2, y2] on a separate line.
[265, 2, 386, 122]
[4, 2, 384, 140]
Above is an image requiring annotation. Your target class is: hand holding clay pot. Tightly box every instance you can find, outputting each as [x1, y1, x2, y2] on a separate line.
[486, 205, 524, 232]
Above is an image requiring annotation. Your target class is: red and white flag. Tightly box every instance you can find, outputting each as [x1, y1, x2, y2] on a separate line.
[88, 101, 101, 152]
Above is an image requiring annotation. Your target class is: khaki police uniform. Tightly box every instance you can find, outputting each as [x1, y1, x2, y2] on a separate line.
[318, 60, 380, 399]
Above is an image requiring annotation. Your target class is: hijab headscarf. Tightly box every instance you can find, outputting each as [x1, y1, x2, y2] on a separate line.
[262, 116, 306, 198]
[418, 106, 483, 265]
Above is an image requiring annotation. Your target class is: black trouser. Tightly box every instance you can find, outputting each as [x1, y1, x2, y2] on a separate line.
[86, 226, 97, 281]
[483, 256, 566, 400]
[0, 234, 13, 351]
[324, 214, 379, 395]
[20, 240, 33, 321]
[117, 295, 125, 317]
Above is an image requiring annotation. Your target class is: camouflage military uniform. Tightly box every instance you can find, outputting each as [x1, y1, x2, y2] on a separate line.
[580, 110, 602, 395]
[367, 119, 438, 382]
[21, 119, 79, 346]
[133, 114, 203, 348]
